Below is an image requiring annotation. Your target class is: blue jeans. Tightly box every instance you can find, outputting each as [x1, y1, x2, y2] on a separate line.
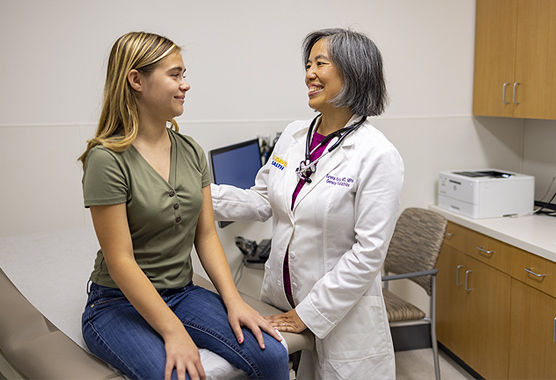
[82, 282, 289, 380]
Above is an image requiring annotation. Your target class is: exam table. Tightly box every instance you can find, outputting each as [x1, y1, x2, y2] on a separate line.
[0, 227, 313, 379]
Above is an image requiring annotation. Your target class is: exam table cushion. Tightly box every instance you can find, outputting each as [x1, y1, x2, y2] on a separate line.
[0, 254, 313, 379]
[0, 267, 125, 379]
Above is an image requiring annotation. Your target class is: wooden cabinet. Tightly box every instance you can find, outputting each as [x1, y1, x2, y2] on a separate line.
[473, 0, 518, 117]
[437, 245, 467, 358]
[508, 250, 556, 379]
[438, 221, 556, 379]
[510, 248, 556, 298]
[436, 222, 510, 379]
[464, 256, 510, 380]
[473, 0, 556, 119]
[509, 280, 556, 379]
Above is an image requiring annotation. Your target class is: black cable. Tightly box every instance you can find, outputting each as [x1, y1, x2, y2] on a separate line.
[535, 190, 556, 216]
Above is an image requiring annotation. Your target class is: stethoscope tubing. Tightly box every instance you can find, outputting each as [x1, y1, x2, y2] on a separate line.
[296, 114, 367, 183]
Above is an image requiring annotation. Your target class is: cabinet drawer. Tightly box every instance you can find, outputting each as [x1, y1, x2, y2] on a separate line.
[511, 248, 556, 298]
[443, 222, 467, 249]
[467, 233, 511, 274]
[444, 222, 511, 274]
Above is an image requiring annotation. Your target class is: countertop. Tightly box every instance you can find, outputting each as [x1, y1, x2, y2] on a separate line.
[429, 204, 556, 263]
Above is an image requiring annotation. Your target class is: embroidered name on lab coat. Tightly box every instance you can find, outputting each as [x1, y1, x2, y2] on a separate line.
[326, 175, 354, 187]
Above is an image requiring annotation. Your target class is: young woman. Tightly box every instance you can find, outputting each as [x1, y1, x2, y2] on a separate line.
[211, 28, 404, 379]
[78, 31, 289, 380]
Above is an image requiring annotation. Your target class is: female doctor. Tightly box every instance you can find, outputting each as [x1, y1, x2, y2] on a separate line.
[211, 28, 404, 379]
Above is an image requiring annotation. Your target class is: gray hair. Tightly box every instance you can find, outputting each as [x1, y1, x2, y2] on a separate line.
[302, 28, 388, 116]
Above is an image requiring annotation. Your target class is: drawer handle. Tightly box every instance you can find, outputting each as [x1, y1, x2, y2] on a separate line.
[524, 268, 546, 278]
[456, 265, 464, 286]
[554, 318, 556, 343]
[513, 82, 520, 105]
[445, 232, 454, 237]
[476, 246, 494, 255]
[465, 270, 472, 292]
[502, 82, 510, 104]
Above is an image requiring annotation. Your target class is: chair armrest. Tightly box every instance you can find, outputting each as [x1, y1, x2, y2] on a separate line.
[382, 268, 438, 282]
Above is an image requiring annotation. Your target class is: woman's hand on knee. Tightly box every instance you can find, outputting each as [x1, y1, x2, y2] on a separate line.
[227, 301, 283, 350]
[163, 329, 206, 380]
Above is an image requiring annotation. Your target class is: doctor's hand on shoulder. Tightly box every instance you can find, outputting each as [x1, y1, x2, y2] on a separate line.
[265, 309, 307, 334]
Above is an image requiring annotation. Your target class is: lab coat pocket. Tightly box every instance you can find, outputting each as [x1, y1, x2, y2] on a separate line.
[327, 351, 395, 380]
[325, 295, 390, 361]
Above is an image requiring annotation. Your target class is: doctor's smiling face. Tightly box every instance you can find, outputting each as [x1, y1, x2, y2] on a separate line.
[305, 38, 344, 114]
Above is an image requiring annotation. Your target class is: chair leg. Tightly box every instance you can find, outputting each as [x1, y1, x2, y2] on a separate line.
[431, 329, 441, 380]
[431, 276, 441, 380]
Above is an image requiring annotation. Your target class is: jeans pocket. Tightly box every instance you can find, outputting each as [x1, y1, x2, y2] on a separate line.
[88, 286, 127, 309]
[92, 296, 127, 308]
[83, 289, 130, 329]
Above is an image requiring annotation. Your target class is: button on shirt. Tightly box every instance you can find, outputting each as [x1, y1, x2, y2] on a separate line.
[82, 129, 211, 289]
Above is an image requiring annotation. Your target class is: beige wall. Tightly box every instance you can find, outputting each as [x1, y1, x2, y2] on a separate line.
[2, 1, 555, 303]
[523, 119, 556, 201]
[0, 0, 477, 236]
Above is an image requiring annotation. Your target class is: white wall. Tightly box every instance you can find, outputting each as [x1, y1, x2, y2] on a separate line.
[0, 0, 475, 125]
[1, 0, 478, 234]
[3, 1, 555, 304]
[523, 119, 556, 201]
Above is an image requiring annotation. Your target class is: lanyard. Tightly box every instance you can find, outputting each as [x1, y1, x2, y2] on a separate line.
[295, 114, 367, 183]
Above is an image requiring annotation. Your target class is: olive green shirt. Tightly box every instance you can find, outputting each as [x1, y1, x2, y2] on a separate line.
[82, 129, 211, 289]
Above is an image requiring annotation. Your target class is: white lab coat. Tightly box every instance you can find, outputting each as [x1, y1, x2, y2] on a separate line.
[211, 115, 404, 380]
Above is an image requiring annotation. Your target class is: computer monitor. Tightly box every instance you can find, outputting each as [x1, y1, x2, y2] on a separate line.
[209, 138, 262, 228]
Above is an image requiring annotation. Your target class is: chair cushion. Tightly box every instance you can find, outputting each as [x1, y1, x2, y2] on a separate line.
[382, 288, 426, 322]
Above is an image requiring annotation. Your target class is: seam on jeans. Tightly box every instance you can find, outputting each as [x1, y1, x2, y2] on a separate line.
[84, 320, 142, 379]
[183, 320, 263, 379]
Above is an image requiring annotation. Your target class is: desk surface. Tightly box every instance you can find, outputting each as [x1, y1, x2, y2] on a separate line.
[430, 205, 556, 263]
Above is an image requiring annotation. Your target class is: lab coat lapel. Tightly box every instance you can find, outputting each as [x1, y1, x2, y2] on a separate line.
[286, 123, 311, 215]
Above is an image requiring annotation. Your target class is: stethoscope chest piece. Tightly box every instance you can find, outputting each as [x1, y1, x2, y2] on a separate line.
[295, 114, 366, 184]
[295, 159, 316, 183]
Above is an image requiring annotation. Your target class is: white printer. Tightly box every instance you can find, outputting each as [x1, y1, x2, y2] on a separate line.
[438, 169, 534, 218]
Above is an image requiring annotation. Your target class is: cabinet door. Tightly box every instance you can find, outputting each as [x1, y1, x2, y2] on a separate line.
[513, 0, 556, 119]
[509, 279, 556, 379]
[473, 0, 518, 117]
[436, 245, 467, 358]
[464, 257, 511, 380]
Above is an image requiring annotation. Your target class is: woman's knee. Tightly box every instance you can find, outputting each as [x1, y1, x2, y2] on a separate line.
[253, 333, 290, 379]
[268, 336, 290, 366]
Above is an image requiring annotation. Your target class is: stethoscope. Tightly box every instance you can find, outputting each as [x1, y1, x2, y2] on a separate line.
[295, 114, 367, 183]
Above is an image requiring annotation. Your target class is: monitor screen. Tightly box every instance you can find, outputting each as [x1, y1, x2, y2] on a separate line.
[209, 138, 262, 227]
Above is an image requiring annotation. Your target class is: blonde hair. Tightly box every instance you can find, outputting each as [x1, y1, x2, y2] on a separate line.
[79, 32, 181, 165]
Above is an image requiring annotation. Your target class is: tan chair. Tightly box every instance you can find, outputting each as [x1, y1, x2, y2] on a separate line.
[382, 207, 447, 380]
